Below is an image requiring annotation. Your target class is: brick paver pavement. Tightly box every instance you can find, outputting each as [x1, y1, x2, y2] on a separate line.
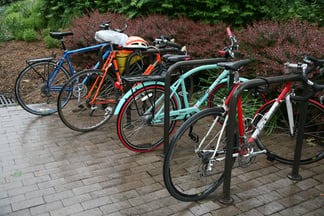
[0, 106, 323, 215]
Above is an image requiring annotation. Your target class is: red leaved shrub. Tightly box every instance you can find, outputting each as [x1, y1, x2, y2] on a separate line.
[64, 10, 231, 68]
[64, 10, 324, 100]
[64, 9, 128, 68]
[236, 18, 324, 78]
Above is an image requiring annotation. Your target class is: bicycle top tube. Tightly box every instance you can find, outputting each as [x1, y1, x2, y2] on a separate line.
[151, 64, 232, 123]
[47, 43, 111, 87]
[61, 43, 110, 69]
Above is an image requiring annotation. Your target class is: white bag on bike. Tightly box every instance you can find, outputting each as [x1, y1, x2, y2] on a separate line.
[95, 30, 128, 46]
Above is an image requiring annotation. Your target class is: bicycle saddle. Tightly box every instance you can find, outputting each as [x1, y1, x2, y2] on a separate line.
[50, 32, 73, 40]
[162, 54, 191, 63]
[217, 59, 251, 71]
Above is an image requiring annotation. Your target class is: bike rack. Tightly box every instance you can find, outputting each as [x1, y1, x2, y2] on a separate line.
[219, 74, 304, 204]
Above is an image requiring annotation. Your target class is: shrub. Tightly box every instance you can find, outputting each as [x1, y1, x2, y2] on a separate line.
[42, 29, 60, 48]
[235, 18, 324, 101]
[43, 35, 59, 48]
[0, 5, 13, 42]
[64, 9, 230, 69]
[4, 12, 24, 39]
[63, 9, 128, 68]
[3, 0, 44, 41]
[22, 28, 40, 42]
[237, 18, 324, 78]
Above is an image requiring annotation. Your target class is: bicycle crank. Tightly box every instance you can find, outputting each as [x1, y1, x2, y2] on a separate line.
[238, 142, 266, 168]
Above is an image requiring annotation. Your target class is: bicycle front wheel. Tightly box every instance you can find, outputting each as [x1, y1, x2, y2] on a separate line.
[58, 69, 119, 132]
[117, 84, 179, 152]
[163, 108, 228, 201]
[254, 99, 324, 164]
[15, 61, 70, 115]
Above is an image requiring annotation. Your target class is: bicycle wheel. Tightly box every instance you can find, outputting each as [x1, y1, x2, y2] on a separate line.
[58, 69, 118, 132]
[254, 99, 324, 164]
[15, 61, 70, 115]
[163, 108, 229, 201]
[117, 83, 179, 152]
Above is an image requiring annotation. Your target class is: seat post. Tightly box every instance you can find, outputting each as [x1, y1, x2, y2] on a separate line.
[60, 40, 67, 51]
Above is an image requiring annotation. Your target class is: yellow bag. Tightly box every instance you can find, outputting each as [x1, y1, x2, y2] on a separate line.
[116, 50, 142, 74]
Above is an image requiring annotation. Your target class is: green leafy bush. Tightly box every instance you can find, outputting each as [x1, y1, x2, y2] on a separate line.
[22, 28, 40, 42]
[3, 0, 44, 41]
[42, 29, 60, 48]
[4, 12, 24, 39]
[43, 34, 59, 48]
[41, 0, 323, 29]
[0, 5, 14, 41]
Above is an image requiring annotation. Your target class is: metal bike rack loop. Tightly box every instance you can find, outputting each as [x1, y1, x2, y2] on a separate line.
[219, 74, 303, 204]
[163, 58, 228, 155]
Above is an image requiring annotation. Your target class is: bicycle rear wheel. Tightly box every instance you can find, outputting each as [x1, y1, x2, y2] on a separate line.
[117, 83, 179, 152]
[163, 108, 228, 201]
[58, 69, 118, 132]
[15, 61, 70, 115]
[254, 99, 324, 164]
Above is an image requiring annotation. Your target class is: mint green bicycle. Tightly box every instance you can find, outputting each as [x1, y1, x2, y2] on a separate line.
[113, 28, 267, 152]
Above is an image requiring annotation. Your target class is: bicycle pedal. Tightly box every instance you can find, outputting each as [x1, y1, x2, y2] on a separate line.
[72, 105, 86, 113]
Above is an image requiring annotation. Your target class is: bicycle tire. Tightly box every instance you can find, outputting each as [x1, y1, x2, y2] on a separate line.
[15, 61, 70, 115]
[254, 99, 324, 164]
[57, 69, 119, 132]
[163, 107, 229, 201]
[117, 83, 179, 152]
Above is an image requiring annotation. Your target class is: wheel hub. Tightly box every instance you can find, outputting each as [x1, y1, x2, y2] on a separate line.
[40, 83, 51, 97]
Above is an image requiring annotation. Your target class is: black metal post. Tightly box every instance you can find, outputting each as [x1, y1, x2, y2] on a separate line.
[287, 84, 311, 181]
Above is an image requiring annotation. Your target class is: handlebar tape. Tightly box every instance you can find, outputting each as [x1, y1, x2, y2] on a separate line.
[226, 27, 233, 36]
[166, 41, 182, 49]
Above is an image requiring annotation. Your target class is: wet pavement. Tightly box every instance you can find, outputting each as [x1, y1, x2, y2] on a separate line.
[0, 105, 323, 215]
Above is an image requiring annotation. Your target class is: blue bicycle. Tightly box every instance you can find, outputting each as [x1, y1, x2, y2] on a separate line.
[14, 21, 127, 115]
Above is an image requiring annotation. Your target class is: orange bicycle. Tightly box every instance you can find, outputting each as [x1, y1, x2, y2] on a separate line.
[57, 35, 189, 132]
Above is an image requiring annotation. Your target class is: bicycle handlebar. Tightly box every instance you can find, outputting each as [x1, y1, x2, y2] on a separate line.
[99, 21, 128, 33]
[153, 36, 182, 50]
[285, 56, 324, 101]
[218, 27, 238, 59]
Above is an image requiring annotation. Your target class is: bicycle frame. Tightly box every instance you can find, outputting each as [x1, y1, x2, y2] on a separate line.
[114, 64, 248, 121]
[193, 82, 260, 166]
[207, 77, 318, 164]
[46, 43, 110, 92]
[248, 81, 295, 143]
[78, 47, 175, 107]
